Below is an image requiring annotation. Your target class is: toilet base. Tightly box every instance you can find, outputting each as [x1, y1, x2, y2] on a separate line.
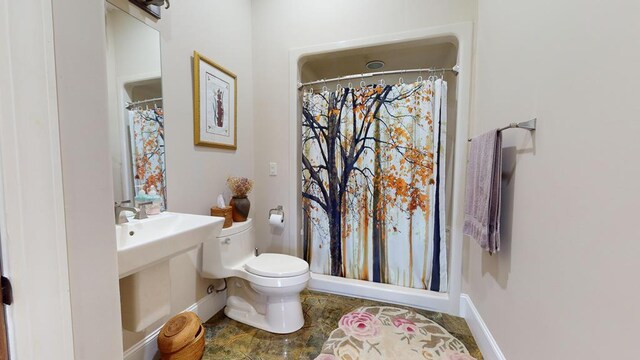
[224, 278, 305, 334]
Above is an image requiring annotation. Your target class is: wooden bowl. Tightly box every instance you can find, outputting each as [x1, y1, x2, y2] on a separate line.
[158, 312, 205, 360]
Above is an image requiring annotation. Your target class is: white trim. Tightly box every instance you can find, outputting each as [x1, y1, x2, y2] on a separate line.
[0, 0, 75, 358]
[288, 23, 474, 315]
[460, 294, 506, 360]
[123, 291, 227, 360]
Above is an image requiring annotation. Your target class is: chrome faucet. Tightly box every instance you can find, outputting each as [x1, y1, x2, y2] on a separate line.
[114, 200, 149, 224]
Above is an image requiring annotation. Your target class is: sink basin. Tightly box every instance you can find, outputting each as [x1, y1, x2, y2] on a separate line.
[116, 212, 224, 278]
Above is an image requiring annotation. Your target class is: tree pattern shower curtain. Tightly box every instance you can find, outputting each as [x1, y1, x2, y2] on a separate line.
[302, 80, 448, 292]
[129, 107, 167, 209]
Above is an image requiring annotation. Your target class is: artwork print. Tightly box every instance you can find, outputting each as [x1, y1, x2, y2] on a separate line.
[205, 72, 230, 136]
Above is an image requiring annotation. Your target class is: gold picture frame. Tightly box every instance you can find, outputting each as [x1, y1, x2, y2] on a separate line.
[193, 51, 237, 149]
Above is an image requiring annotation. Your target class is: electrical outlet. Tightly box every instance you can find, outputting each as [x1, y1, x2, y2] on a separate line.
[269, 162, 277, 176]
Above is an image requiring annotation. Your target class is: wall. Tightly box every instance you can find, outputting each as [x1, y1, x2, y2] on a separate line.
[251, 0, 475, 255]
[464, 0, 640, 358]
[106, 0, 255, 350]
[51, 0, 124, 357]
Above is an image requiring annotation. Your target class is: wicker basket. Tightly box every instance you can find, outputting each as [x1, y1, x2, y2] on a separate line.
[157, 312, 205, 360]
[210, 206, 232, 228]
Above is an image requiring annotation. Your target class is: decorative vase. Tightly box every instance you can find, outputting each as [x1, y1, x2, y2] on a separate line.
[230, 196, 250, 222]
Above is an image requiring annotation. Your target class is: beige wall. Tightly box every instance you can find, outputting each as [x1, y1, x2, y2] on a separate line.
[464, 0, 640, 358]
[106, 0, 254, 350]
[251, 0, 475, 254]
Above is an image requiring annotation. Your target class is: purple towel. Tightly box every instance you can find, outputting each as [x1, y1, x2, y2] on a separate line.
[463, 130, 502, 254]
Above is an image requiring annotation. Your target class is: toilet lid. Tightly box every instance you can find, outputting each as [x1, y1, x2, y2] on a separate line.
[244, 253, 309, 278]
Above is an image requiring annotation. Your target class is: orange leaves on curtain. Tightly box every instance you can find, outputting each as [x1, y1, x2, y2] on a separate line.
[302, 80, 448, 291]
[129, 108, 167, 209]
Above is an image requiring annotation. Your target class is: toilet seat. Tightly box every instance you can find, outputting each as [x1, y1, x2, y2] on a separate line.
[244, 253, 308, 278]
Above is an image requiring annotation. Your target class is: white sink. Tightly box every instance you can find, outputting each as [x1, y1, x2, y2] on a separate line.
[116, 212, 224, 278]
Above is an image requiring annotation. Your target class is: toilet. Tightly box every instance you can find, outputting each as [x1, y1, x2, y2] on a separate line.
[200, 219, 309, 334]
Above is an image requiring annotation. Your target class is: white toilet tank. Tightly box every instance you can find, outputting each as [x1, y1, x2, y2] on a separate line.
[201, 218, 256, 279]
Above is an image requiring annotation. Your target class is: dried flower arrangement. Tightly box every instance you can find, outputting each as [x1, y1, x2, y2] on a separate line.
[227, 176, 253, 197]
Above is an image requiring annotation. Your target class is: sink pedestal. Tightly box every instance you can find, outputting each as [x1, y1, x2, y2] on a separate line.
[120, 261, 170, 332]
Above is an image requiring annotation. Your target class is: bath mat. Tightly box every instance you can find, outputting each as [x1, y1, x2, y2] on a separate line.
[315, 306, 476, 360]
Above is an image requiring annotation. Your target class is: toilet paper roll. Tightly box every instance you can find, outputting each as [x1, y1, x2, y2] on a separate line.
[269, 214, 284, 230]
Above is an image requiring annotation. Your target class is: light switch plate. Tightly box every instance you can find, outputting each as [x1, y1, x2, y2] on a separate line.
[269, 162, 277, 176]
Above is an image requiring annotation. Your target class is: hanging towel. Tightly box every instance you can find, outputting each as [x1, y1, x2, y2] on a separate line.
[463, 130, 502, 254]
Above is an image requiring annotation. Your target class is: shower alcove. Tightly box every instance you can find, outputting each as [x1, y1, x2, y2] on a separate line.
[289, 23, 472, 315]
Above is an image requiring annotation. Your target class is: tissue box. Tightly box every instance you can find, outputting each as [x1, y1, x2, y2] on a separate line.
[210, 206, 232, 228]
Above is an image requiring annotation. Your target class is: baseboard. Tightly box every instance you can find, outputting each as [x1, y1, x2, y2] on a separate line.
[123, 291, 226, 360]
[459, 294, 506, 360]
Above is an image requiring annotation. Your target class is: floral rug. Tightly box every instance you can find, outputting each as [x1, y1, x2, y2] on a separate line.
[315, 306, 476, 360]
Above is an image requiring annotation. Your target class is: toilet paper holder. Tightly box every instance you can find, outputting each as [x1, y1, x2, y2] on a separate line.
[268, 205, 284, 222]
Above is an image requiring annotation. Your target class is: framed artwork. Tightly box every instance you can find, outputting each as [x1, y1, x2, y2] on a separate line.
[193, 51, 237, 149]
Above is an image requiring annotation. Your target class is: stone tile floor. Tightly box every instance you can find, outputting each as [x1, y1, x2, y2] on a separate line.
[203, 290, 482, 360]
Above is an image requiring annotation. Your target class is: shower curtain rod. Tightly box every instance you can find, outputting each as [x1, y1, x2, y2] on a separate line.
[125, 97, 163, 109]
[297, 65, 460, 89]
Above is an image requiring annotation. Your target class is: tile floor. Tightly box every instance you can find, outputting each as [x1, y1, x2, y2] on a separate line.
[203, 290, 482, 359]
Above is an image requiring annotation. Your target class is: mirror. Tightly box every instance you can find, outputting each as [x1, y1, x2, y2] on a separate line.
[106, 3, 166, 210]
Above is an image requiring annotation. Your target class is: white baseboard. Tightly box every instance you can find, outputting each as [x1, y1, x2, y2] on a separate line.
[459, 294, 506, 360]
[123, 291, 226, 360]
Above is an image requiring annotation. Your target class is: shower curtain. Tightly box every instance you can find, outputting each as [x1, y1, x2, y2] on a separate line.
[129, 107, 166, 209]
[302, 79, 448, 292]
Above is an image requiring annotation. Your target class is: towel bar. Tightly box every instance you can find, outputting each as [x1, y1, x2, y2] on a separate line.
[468, 118, 536, 142]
